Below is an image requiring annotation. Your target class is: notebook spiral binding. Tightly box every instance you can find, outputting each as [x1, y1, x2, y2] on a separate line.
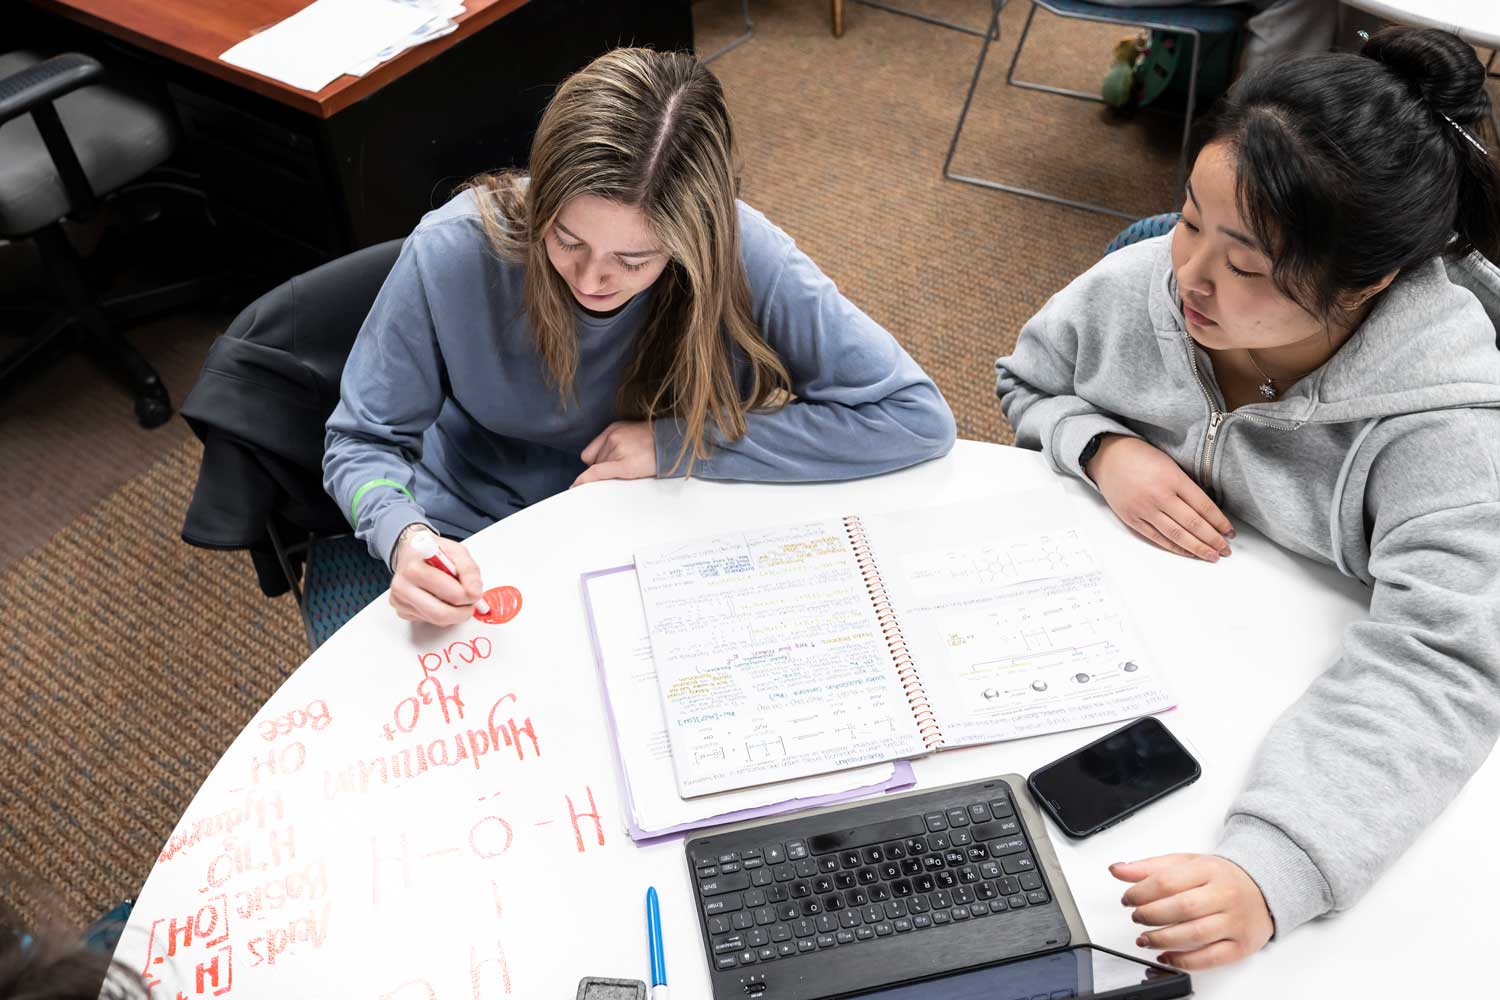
[844, 514, 945, 751]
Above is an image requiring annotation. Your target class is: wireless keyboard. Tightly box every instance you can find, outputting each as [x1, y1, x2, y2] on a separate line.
[686, 775, 1073, 1000]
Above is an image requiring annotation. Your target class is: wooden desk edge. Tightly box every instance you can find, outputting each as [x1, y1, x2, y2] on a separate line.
[29, 0, 530, 119]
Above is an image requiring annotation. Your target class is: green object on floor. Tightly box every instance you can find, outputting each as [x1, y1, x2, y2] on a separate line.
[1102, 35, 1141, 108]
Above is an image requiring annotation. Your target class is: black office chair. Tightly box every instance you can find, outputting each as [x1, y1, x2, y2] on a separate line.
[181, 239, 404, 652]
[0, 51, 187, 426]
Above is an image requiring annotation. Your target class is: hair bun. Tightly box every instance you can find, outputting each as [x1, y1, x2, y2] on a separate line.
[1362, 25, 1489, 123]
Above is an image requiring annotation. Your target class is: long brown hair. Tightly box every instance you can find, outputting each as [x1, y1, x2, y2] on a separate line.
[466, 48, 791, 474]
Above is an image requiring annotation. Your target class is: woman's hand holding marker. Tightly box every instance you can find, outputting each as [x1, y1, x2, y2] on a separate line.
[390, 527, 488, 626]
[572, 420, 660, 487]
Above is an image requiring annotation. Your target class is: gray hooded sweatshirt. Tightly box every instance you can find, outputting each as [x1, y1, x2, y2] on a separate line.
[996, 232, 1500, 935]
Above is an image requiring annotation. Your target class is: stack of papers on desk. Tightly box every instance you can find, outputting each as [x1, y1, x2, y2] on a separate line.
[219, 0, 469, 94]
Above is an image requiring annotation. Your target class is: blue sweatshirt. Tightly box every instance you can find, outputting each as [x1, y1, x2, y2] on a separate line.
[324, 190, 956, 566]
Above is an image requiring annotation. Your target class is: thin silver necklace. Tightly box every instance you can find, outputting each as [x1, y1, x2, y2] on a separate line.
[1245, 350, 1313, 400]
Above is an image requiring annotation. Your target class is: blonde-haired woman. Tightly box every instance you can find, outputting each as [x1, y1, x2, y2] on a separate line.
[324, 48, 956, 625]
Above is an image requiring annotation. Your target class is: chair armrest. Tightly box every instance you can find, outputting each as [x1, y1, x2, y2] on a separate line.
[0, 53, 104, 127]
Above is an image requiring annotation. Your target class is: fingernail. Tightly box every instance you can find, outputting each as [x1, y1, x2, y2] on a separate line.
[1136, 935, 1148, 948]
[1227, 529, 1237, 538]
[1120, 895, 1130, 906]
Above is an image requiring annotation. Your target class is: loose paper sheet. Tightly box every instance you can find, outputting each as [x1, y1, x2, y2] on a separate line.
[220, 0, 435, 93]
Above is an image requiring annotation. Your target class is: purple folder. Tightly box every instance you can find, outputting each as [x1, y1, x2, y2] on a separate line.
[581, 564, 917, 844]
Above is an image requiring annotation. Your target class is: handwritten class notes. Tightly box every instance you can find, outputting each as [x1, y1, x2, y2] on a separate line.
[121, 619, 634, 1000]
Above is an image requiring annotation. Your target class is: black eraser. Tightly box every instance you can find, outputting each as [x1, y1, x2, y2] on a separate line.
[576, 976, 647, 1000]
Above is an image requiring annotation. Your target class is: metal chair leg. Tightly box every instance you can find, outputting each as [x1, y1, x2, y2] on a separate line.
[944, 1, 1137, 219]
[1177, 29, 1202, 196]
[702, 0, 754, 63]
[852, 0, 1000, 39]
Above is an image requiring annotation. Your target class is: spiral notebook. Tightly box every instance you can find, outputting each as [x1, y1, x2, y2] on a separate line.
[633, 493, 1175, 798]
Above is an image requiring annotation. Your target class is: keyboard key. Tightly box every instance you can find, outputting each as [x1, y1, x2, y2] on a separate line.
[774, 864, 794, 882]
[857, 867, 878, 885]
[834, 872, 855, 890]
[953, 886, 975, 905]
[894, 917, 914, 932]
[798, 939, 815, 953]
[791, 881, 811, 898]
[1002, 854, 1036, 875]
[1027, 889, 1050, 905]
[959, 866, 980, 884]
[862, 904, 883, 925]
[951, 830, 973, 847]
[945, 808, 971, 828]
[697, 864, 719, 878]
[936, 871, 957, 889]
[794, 918, 815, 937]
[823, 893, 845, 911]
[755, 907, 775, 926]
[818, 856, 839, 873]
[900, 858, 921, 876]
[980, 862, 1001, 880]
[786, 840, 809, 861]
[701, 873, 751, 896]
[744, 889, 767, 908]
[718, 852, 740, 865]
[997, 819, 1021, 837]
[771, 924, 791, 942]
[800, 899, 822, 916]
[951, 906, 970, 921]
[968, 803, 992, 824]
[758, 945, 777, 961]
[869, 885, 890, 902]
[932, 910, 951, 925]
[738, 949, 757, 966]
[816, 933, 838, 949]
[715, 955, 737, 970]
[977, 881, 997, 900]
[764, 845, 786, 864]
[777, 941, 796, 957]
[987, 798, 1013, 819]
[913, 913, 932, 928]
[704, 896, 743, 916]
[1020, 872, 1043, 891]
[968, 846, 990, 863]
[1007, 894, 1028, 909]
[708, 915, 731, 935]
[777, 903, 798, 921]
[768, 885, 788, 903]
[848, 889, 868, 906]
[839, 910, 860, 929]
[836, 929, 855, 944]
[840, 851, 862, 869]
[969, 903, 988, 919]
[751, 869, 772, 887]
[905, 837, 928, 855]
[908, 895, 929, 914]
[809, 817, 925, 854]
[879, 862, 901, 880]
[1000, 876, 1020, 896]
[732, 912, 754, 930]
[875, 922, 894, 936]
[891, 879, 913, 897]
[930, 890, 953, 909]
[812, 876, 834, 894]
[816, 914, 837, 933]
[862, 846, 884, 865]
[922, 855, 945, 872]
[794, 859, 817, 878]
[856, 926, 875, 940]
[720, 861, 742, 874]
[883, 841, 907, 859]
[748, 928, 769, 947]
[989, 899, 1008, 914]
[714, 934, 745, 955]
[989, 836, 1029, 858]
[927, 833, 951, 851]
[923, 812, 948, 832]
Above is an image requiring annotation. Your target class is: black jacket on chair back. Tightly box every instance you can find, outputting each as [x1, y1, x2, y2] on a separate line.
[181, 240, 403, 596]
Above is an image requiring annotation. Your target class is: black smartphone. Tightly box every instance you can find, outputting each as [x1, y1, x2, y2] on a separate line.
[1028, 717, 1200, 839]
[846, 944, 1190, 999]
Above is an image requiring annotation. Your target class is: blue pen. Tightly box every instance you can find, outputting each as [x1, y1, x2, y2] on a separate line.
[647, 886, 668, 999]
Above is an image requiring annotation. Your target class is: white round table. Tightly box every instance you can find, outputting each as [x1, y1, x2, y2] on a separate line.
[1343, 0, 1500, 49]
[114, 440, 1498, 998]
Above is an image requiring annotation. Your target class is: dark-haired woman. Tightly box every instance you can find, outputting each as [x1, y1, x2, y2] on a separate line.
[996, 28, 1500, 969]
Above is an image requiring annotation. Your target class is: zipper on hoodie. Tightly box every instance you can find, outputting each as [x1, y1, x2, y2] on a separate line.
[1180, 334, 1301, 491]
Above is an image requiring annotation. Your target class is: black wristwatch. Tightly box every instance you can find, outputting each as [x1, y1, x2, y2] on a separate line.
[1078, 432, 1107, 470]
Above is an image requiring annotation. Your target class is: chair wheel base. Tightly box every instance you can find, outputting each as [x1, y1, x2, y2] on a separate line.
[134, 382, 173, 428]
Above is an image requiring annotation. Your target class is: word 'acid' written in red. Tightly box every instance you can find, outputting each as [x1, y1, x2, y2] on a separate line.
[378, 939, 512, 998]
[370, 785, 605, 904]
[258, 698, 331, 742]
[141, 896, 232, 998]
[244, 902, 332, 968]
[418, 636, 493, 679]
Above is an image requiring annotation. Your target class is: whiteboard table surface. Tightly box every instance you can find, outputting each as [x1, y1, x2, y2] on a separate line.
[114, 440, 1498, 998]
[1343, 0, 1500, 47]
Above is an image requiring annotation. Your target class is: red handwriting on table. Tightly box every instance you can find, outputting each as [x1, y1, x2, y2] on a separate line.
[249, 741, 306, 786]
[230, 860, 327, 919]
[375, 939, 513, 1000]
[243, 902, 332, 968]
[473, 586, 523, 626]
[417, 636, 494, 679]
[382, 677, 467, 741]
[141, 896, 232, 997]
[205, 825, 297, 889]
[158, 791, 285, 865]
[369, 785, 605, 904]
[324, 689, 540, 800]
[257, 699, 332, 742]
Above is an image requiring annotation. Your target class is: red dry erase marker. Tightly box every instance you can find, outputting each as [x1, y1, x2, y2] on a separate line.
[410, 530, 490, 615]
